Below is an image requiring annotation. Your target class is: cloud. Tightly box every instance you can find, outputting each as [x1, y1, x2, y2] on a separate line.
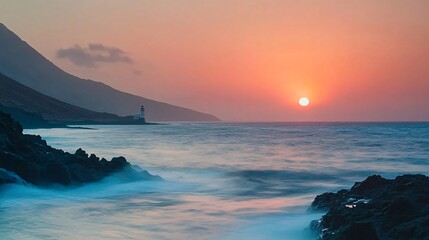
[132, 69, 142, 75]
[56, 43, 133, 68]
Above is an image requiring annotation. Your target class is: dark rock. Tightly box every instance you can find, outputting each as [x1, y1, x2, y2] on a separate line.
[110, 156, 129, 170]
[342, 222, 379, 240]
[0, 111, 160, 186]
[75, 148, 88, 158]
[309, 174, 429, 240]
[88, 154, 99, 164]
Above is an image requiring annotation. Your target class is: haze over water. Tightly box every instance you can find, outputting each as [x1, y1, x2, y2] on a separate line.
[2, 123, 428, 239]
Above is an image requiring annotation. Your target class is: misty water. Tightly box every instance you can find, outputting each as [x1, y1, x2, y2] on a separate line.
[2, 123, 429, 239]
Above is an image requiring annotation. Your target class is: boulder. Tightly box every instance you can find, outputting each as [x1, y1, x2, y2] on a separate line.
[309, 174, 429, 240]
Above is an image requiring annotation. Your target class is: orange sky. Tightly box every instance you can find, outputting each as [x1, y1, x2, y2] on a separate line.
[1, 0, 428, 121]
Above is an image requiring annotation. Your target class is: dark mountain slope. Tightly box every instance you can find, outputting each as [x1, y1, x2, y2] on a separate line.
[0, 23, 219, 122]
[0, 72, 132, 127]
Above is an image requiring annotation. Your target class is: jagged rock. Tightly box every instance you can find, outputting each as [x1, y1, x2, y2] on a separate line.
[0, 111, 160, 186]
[309, 174, 429, 240]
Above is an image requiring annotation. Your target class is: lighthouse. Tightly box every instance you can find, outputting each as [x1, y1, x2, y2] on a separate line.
[133, 105, 146, 123]
[140, 105, 146, 123]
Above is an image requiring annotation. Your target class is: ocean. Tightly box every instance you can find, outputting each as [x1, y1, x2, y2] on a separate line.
[1, 123, 428, 239]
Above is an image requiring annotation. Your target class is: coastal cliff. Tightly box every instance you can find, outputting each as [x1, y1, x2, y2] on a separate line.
[0, 111, 160, 186]
[309, 174, 429, 240]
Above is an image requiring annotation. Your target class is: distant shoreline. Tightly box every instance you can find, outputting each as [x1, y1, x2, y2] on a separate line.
[23, 121, 162, 130]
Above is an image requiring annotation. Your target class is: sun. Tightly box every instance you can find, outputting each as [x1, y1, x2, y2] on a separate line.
[299, 97, 310, 107]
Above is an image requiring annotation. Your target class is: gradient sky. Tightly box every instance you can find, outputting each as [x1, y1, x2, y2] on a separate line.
[1, 0, 428, 121]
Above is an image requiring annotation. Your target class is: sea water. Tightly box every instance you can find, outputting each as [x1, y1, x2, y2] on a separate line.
[1, 123, 429, 239]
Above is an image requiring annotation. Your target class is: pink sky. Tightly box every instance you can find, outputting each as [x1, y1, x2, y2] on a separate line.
[1, 0, 428, 121]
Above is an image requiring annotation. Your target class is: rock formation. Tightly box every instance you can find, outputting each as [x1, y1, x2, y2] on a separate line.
[309, 174, 429, 240]
[0, 111, 160, 186]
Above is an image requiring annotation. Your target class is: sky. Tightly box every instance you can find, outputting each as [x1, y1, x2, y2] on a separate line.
[0, 0, 428, 121]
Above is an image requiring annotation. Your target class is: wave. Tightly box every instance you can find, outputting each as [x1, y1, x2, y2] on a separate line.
[0, 168, 28, 185]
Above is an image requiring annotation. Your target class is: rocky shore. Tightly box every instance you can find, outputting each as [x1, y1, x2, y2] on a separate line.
[309, 174, 429, 240]
[0, 111, 160, 186]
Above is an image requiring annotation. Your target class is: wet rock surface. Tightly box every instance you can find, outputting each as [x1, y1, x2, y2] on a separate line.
[309, 174, 429, 240]
[0, 111, 160, 186]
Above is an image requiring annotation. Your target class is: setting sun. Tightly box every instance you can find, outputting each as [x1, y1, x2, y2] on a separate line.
[299, 97, 310, 107]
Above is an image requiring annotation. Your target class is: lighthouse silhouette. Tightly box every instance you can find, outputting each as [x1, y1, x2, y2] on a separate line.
[140, 105, 146, 123]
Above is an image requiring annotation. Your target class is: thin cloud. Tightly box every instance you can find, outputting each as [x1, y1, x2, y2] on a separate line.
[132, 69, 142, 75]
[57, 43, 133, 68]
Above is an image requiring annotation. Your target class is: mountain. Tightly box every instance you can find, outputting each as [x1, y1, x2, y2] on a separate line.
[0, 23, 219, 122]
[0, 72, 133, 128]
